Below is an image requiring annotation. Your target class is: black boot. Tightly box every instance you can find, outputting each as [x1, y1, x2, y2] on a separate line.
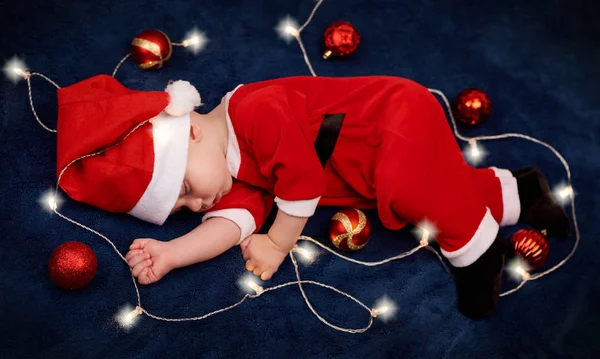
[511, 167, 571, 238]
[454, 234, 507, 320]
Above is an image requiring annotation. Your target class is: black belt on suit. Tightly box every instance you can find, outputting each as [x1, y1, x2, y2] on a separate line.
[313, 113, 345, 168]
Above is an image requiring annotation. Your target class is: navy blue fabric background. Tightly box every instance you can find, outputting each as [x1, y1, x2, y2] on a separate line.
[1, 0, 599, 357]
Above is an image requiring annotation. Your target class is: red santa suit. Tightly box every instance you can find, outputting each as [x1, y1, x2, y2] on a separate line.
[201, 76, 520, 268]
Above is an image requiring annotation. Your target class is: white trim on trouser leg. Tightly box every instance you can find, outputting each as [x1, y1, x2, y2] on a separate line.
[490, 167, 521, 226]
[441, 208, 499, 267]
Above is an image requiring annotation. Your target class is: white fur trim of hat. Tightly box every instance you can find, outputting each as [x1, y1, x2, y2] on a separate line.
[127, 80, 201, 225]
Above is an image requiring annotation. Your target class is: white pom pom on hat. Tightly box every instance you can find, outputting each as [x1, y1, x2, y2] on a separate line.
[164, 80, 202, 117]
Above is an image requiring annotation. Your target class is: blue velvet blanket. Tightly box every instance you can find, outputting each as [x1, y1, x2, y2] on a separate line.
[1, 0, 598, 357]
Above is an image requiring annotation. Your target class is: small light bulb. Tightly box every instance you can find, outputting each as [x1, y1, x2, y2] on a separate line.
[371, 305, 389, 317]
[293, 243, 319, 265]
[180, 28, 208, 55]
[372, 296, 397, 322]
[559, 186, 573, 199]
[420, 230, 430, 246]
[515, 266, 530, 281]
[464, 140, 486, 166]
[296, 246, 311, 259]
[506, 257, 532, 281]
[553, 183, 576, 206]
[48, 196, 57, 211]
[245, 279, 264, 295]
[40, 191, 62, 213]
[125, 307, 142, 321]
[3, 56, 28, 83]
[413, 220, 438, 244]
[116, 305, 143, 329]
[285, 25, 299, 37]
[470, 142, 481, 157]
[182, 36, 200, 47]
[275, 15, 301, 43]
[237, 273, 266, 295]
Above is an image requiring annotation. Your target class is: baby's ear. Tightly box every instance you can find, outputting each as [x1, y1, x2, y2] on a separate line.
[189, 122, 203, 142]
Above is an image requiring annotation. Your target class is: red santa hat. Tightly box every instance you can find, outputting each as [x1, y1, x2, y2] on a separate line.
[56, 74, 200, 225]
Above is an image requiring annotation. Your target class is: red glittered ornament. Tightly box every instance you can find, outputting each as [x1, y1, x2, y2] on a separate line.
[48, 241, 98, 290]
[329, 208, 371, 251]
[130, 29, 173, 70]
[452, 88, 492, 126]
[322, 21, 361, 59]
[510, 229, 550, 270]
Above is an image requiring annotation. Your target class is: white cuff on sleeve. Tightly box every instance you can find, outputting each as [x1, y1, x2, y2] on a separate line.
[274, 196, 321, 217]
[441, 208, 499, 267]
[490, 167, 521, 226]
[202, 208, 257, 245]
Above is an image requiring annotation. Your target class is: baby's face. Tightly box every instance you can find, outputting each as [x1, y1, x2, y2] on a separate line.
[170, 129, 232, 214]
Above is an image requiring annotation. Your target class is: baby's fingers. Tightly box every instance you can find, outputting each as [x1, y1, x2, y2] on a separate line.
[245, 259, 256, 272]
[252, 267, 263, 277]
[132, 259, 152, 277]
[125, 249, 144, 261]
[128, 252, 150, 268]
[260, 270, 273, 281]
[129, 238, 149, 251]
[137, 268, 153, 285]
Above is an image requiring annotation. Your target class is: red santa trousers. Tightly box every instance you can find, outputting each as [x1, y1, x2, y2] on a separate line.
[372, 88, 520, 267]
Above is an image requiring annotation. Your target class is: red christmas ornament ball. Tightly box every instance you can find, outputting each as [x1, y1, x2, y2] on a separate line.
[48, 241, 98, 290]
[452, 88, 492, 126]
[329, 208, 371, 251]
[510, 229, 550, 270]
[322, 21, 361, 59]
[130, 29, 173, 70]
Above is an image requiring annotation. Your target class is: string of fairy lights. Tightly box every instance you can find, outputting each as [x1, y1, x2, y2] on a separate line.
[4, 0, 579, 331]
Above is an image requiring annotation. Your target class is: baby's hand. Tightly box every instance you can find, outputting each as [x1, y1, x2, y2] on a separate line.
[240, 234, 288, 281]
[125, 238, 174, 285]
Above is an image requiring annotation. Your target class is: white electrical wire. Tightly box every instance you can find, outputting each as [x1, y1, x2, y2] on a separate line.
[22, 71, 59, 133]
[112, 53, 131, 77]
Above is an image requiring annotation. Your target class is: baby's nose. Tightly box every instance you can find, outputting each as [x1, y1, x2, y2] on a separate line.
[188, 198, 203, 212]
